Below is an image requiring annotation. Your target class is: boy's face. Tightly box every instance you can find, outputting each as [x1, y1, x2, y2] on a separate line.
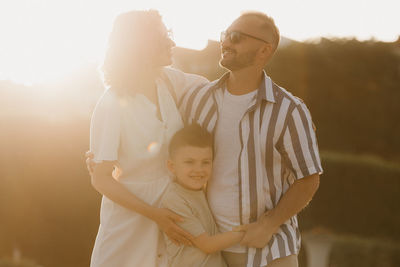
[167, 145, 213, 191]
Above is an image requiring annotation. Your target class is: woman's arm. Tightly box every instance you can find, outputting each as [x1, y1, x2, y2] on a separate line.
[191, 231, 244, 254]
[91, 160, 193, 246]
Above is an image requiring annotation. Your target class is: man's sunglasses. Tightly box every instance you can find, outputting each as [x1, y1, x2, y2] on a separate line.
[220, 31, 269, 44]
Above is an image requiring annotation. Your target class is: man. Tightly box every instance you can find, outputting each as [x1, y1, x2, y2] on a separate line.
[179, 11, 322, 267]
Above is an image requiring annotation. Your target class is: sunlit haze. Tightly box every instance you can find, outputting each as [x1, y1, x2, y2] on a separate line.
[0, 0, 399, 84]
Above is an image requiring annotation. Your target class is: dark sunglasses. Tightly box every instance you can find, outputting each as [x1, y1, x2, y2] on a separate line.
[220, 31, 269, 44]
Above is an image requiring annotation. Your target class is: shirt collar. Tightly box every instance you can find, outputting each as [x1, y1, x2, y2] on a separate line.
[211, 70, 276, 104]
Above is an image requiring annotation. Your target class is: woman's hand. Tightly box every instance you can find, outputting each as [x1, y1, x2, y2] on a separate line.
[152, 208, 194, 246]
[85, 152, 193, 245]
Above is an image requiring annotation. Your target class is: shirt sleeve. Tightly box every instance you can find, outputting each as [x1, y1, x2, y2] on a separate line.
[89, 89, 121, 162]
[162, 67, 209, 102]
[281, 102, 323, 179]
[162, 191, 206, 237]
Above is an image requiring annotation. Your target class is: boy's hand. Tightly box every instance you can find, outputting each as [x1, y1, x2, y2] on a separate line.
[238, 222, 274, 248]
[154, 208, 194, 246]
[235, 210, 279, 248]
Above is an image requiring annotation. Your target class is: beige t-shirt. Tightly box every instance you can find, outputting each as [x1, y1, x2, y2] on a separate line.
[161, 182, 227, 267]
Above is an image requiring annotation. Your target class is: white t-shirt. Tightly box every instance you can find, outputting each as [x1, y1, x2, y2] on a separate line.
[207, 88, 256, 253]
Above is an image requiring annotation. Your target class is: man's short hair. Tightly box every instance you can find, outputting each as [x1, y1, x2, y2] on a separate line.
[168, 124, 214, 157]
[239, 11, 280, 52]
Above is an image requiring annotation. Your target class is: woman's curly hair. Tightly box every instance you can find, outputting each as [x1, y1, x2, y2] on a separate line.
[100, 10, 164, 94]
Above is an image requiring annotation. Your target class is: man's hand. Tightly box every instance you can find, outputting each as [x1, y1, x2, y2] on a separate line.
[237, 210, 279, 248]
[238, 174, 320, 248]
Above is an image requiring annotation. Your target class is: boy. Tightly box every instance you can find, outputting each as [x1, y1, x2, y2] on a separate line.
[161, 124, 244, 267]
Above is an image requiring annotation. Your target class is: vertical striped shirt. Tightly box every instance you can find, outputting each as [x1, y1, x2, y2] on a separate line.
[179, 71, 323, 267]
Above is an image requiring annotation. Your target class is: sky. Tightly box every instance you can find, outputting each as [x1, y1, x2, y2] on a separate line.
[0, 0, 399, 84]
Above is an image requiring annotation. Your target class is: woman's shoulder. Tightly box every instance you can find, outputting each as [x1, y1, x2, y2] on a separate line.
[94, 88, 121, 111]
[162, 67, 208, 85]
[161, 67, 209, 99]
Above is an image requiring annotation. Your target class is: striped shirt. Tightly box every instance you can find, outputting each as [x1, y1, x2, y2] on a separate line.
[179, 71, 323, 267]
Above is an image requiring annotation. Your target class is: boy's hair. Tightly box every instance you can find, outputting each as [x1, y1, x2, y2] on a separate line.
[168, 124, 214, 157]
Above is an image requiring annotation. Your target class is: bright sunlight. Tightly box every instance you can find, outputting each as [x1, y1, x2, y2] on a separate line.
[0, 0, 399, 85]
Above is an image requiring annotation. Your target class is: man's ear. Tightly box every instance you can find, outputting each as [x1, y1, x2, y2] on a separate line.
[167, 159, 175, 175]
[260, 43, 273, 61]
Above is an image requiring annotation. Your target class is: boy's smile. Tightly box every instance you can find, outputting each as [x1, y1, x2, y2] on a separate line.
[168, 146, 213, 191]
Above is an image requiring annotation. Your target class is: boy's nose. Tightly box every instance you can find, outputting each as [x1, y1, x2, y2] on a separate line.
[193, 163, 204, 172]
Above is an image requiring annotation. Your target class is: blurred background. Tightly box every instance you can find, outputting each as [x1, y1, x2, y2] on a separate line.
[1, 1, 399, 266]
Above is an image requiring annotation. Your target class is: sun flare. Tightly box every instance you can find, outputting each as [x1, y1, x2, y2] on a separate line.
[0, 0, 398, 85]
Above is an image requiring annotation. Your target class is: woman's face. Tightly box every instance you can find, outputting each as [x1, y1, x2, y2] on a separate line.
[152, 23, 176, 67]
[113, 15, 175, 70]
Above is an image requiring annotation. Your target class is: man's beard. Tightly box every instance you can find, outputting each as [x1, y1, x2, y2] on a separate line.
[219, 49, 257, 71]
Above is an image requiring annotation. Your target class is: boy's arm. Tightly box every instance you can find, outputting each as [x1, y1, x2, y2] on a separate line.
[162, 188, 243, 254]
[192, 231, 244, 254]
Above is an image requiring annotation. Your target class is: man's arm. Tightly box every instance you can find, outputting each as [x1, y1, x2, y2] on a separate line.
[240, 173, 320, 248]
[239, 102, 323, 248]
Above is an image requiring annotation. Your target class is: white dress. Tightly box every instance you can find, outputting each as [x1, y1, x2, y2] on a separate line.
[89, 67, 208, 267]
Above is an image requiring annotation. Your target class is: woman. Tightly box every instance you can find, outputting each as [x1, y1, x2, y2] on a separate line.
[89, 10, 208, 267]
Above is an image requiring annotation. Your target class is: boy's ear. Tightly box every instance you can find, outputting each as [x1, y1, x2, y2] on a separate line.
[167, 159, 175, 175]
